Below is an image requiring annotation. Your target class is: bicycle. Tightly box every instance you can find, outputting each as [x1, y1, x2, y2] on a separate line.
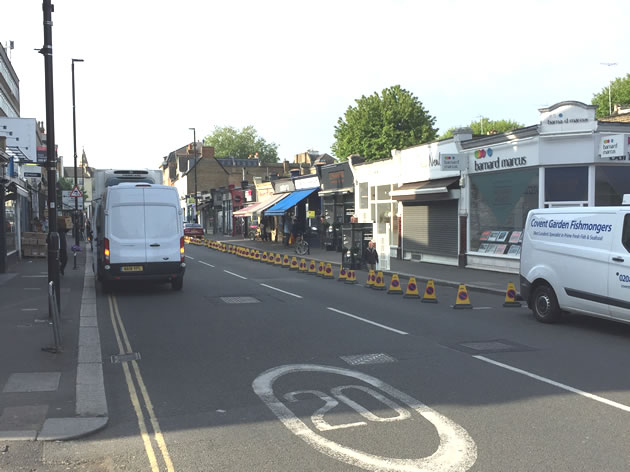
[294, 232, 309, 256]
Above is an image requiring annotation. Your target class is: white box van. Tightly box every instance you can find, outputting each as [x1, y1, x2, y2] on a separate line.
[520, 205, 630, 324]
[95, 183, 186, 290]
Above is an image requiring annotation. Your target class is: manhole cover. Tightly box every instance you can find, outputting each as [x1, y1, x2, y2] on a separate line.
[111, 352, 141, 364]
[220, 296, 260, 304]
[450, 339, 535, 355]
[340, 353, 397, 365]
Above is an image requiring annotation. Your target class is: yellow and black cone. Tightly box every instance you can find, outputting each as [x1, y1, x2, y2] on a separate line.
[344, 269, 357, 284]
[274, 253, 283, 266]
[298, 258, 308, 273]
[290, 256, 299, 271]
[373, 271, 386, 290]
[282, 254, 291, 268]
[308, 260, 317, 275]
[454, 284, 473, 309]
[364, 270, 375, 288]
[254, 250, 261, 262]
[421, 280, 438, 303]
[387, 274, 403, 294]
[503, 282, 521, 307]
[317, 261, 325, 277]
[404, 277, 421, 298]
[261, 252, 268, 263]
[266, 252, 274, 264]
[337, 267, 348, 281]
[324, 263, 334, 279]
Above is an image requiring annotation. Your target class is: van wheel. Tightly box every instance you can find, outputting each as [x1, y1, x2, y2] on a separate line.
[172, 278, 183, 291]
[532, 285, 561, 323]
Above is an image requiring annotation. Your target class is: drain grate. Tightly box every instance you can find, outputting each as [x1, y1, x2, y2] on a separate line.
[450, 339, 535, 355]
[111, 352, 141, 364]
[220, 296, 260, 304]
[340, 353, 397, 365]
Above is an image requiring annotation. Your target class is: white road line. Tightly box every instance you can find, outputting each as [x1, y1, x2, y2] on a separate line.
[199, 261, 215, 268]
[472, 307, 492, 310]
[474, 355, 630, 413]
[327, 307, 408, 335]
[260, 283, 303, 298]
[24, 288, 41, 290]
[224, 270, 247, 280]
[22, 275, 47, 278]
[185, 255, 195, 260]
[21, 308, 38, 312]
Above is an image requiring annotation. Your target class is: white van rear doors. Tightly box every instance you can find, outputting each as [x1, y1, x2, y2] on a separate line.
[608, 211, 630, 321]
[144, 188, 181, 264]
[108, 187, 147, 264]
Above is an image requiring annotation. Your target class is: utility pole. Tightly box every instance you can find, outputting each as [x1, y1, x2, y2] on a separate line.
[71, 58, 83, 269]
[600, 62, 617, 116]
[40, 0, 61, 310]
[189, 128, 198, 223]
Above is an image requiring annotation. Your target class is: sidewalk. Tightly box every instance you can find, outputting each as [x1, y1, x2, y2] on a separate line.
[0, 236, 107, 442]
[205, 234, 521, 297]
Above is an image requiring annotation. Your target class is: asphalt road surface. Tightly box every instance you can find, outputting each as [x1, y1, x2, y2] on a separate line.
[37, 243, 630, 471]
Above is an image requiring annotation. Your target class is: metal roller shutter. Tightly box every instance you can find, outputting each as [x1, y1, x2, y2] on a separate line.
[403, 201, 458, 257]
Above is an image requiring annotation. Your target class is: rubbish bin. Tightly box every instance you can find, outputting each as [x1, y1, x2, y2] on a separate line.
[341, 223, 373, 270]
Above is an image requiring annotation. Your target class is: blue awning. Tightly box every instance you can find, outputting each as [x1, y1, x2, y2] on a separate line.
[264, 188, 319, 216]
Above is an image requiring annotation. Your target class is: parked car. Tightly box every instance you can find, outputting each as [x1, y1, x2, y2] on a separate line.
[184, 223, 204, 238]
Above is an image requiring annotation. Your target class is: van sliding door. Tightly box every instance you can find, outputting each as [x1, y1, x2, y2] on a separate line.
[609, 212, 630, 321]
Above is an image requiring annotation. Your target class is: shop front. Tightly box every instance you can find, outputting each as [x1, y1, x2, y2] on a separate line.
[264, 184, 319, 245]
[318, 163, 354, 251]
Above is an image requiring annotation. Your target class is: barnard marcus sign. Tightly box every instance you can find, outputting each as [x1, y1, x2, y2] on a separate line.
[471, 147, 528, 172]
[599, 134, 629, 160]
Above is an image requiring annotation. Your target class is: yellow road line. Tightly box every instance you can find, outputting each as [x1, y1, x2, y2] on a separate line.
[111, 295, 175, 472]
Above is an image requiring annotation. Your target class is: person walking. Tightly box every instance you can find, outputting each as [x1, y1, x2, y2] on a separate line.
[364, 240, 379, 272]
[283, 216, 292, 247]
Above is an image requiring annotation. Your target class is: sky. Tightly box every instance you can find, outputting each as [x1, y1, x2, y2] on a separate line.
[1, 0, 629, 171]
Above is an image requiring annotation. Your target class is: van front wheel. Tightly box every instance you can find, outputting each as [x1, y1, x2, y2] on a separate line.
[172, 277, 183, 291]
[532, 285, 561, 323]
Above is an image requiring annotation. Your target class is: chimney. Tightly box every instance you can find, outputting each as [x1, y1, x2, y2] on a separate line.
[283, 160, 289, 175]
[452, 127, 473, 143]
[289, 169, 300, 178]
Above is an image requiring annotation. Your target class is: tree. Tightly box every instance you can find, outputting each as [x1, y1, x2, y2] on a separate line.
[439, 118, 524, 140]
[592, 73, 630, 118]
[203, 125, 279, 163]
[332, 85, 438, 161]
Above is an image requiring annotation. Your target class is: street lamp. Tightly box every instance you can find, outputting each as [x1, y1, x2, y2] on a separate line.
[72, 58, 83, 269]
[189, 127, 198, 223]
[600, 62, 617, 116]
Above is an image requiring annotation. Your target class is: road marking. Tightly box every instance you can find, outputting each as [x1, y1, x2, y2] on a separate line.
[109, 296, 175, 472]
[185, 255, 195, 260]
[260, 283, 303, 298]
[224, 270, 247, 280]
[474, 355, 630, 413]
[198, 261, 215, 268]
[472, 307, 492, 310]
[327, 307, 408, 335]
[22, 275, 47, 278]
[253, 364, 477, 471]
[24, 288, 41, 290]
[21, 308, 38, 312]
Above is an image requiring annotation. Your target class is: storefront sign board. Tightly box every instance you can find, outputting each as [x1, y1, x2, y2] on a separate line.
[294, 175, 320, 190]
[599, 134, 628, 159]
[439, 153, 466, 171]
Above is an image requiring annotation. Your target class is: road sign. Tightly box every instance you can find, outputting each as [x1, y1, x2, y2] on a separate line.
[69, 185, 83, 198]
[62, 190, 83, 209]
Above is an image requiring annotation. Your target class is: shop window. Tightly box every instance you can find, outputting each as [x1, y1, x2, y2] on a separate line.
[469, 169, 539, 256]
[359, 182, 368, 209]
[4, 200, 17, 254]
[595, 166, 630, 206]
[545, 166, 588, 203]
[377, 185, 390, 200]
[370, 186, 376, 201]
[377, 203, 390, 234]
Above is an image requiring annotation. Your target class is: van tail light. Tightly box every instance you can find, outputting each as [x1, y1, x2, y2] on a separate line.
[104, 238, 110, 264]
[180, 237, 185, 262]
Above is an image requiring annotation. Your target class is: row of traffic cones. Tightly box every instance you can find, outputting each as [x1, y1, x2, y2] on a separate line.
[191, 239, 521, 308]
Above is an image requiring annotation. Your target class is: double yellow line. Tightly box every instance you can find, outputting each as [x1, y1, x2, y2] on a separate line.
[108, 295, 175, 472]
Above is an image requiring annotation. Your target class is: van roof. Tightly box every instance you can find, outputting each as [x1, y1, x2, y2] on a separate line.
[530, 206, 623, 215]
[110, 183, 174, 190]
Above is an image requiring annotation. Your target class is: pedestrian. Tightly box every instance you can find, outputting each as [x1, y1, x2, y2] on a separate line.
[364, 240, 378, 272]
[42, 217, 49, 232]
[283, 216, 292, 246]
[319, 216, 328, 248]
[59, 228, 68, 275]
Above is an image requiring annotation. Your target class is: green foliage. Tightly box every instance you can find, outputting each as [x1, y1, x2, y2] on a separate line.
[57, 177, 74, 191]
[332, 85, 438, 161]
[439, 118, 524, 140]
[203, 125, 279, 163]
[592, 73, 630, 118]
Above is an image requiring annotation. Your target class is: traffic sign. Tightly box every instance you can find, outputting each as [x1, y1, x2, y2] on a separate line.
[69, 185, 83, 198]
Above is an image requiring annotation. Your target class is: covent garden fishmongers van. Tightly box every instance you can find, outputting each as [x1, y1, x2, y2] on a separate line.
[520, 197, 630, 324]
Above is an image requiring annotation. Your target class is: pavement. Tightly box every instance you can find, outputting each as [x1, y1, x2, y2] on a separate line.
[0, 235, 107, 442]
[201, 234, 522, 298]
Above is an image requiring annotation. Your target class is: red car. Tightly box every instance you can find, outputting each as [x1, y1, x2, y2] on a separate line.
[184, 223, 204, 238]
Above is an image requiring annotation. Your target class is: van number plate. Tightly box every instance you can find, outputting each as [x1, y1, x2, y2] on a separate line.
[121, 266, 143, 272]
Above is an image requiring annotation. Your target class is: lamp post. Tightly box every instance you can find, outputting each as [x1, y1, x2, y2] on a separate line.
[189, 127, 198, 223]
[72, 58, 83, 269]
[600, 62, 617, 116]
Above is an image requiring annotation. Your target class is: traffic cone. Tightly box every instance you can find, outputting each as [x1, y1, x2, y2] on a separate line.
[454, 284, 473, 309]
[290, 256, 299, 271]
[274, 253, 283, 265]
[344, 269, 357, 284]
[404, 277, 421, 298]
[254, 250, 261, 262]
[266, 252, 274, 264]
[365, 270, 375, 288]
[282, 254, 291, 268]
[387, 274, 403, 294]
[503, 282, 521, 307]
[317, 261, 325, 277]
[308, 260, 317, 275]
[337, 267, 348, 281]
[372, 271, 386, 290]
[298, 258, 307, 273]
[421, 280, 438, 303]
[261, 252, 268, 263]
[324, 263, 334, 279]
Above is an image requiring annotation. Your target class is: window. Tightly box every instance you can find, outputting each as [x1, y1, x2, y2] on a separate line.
[545, 166, 588, 203]
[359, 182, 368, 209]
[110, 206, 145, 239]
[146, 206, 178, 239]
[596, 166, 630, 206]
[377, 185, 391, 200]
[623, 214, 630, 253]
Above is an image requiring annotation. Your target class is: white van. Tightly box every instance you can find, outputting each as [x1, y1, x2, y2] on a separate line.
[95, 183, 186, 291]
[520, 203, 630, 324]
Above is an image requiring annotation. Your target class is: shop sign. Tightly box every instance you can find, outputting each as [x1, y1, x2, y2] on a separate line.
[321, 163, 352, 190]
[439, 153, 465, 171]
[307, 210, 315, 218]
[471, 147, 528, 172]
[599, 134, 628, 160]
[294, 175, 320, 190]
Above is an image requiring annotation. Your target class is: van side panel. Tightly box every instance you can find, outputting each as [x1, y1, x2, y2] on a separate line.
[608, 211, 630, 322]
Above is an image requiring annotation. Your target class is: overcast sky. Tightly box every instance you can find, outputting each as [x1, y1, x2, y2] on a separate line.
[2, 0, 629, 170]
